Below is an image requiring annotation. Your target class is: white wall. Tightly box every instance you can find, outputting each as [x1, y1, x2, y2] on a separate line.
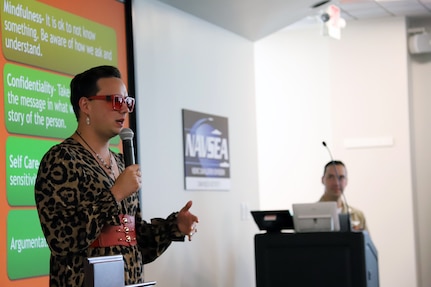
[329, 18, 416, 287]
[131, 1, 429, 286]
[408, 17, 431, 287]
[132, 1, 260, 287]
[254, 24, 333, 209]
[255, 17, 418, 287]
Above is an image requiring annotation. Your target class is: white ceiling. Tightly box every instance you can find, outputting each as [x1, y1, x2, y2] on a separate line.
[156, 0, 431, 41]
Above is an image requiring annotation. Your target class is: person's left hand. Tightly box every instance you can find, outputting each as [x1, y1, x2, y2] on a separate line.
[177, 200, 199, 241]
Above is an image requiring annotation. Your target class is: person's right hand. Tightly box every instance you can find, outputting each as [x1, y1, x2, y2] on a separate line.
[111, 164, 141, 202]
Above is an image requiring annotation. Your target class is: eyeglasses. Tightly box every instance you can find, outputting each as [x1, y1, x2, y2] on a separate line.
[88, 95, 135, 113]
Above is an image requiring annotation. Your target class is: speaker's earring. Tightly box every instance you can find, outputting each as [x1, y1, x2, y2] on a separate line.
[86, 115, 90, 125]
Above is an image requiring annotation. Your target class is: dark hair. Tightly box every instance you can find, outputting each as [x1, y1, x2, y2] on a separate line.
[70, 65, 121, 120]
[323, 160, 345, 176]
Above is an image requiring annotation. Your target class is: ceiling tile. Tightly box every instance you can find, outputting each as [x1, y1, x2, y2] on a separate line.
[346, 7, 393, 17]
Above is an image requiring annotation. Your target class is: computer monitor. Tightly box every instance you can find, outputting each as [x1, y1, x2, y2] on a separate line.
[292, 202, 340, 232]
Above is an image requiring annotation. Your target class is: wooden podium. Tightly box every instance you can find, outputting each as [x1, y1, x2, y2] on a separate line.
[254, 231, 379, 287]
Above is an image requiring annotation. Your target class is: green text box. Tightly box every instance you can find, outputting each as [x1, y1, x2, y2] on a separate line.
[6, 136, 60, 206]
[1, 0, 118, 75]
[7, 209, 50, 279]
[4, 63, 77, 138]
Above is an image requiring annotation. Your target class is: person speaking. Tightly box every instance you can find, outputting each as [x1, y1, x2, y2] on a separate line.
[34, 65, 199, 287]
[319, 160, 367, 231]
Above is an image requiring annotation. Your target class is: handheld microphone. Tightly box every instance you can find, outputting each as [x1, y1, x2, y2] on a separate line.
[322, 141, 352, 231]
[119, 128, 135, 167]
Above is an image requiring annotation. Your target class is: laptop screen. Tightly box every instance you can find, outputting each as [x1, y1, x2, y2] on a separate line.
[251, 210, 294, 232]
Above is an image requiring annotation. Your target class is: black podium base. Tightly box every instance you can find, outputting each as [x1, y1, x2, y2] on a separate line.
[254, 231, 379, 287]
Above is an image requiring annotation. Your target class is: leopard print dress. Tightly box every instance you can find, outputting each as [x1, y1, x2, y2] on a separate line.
[35, 138, 184, 287]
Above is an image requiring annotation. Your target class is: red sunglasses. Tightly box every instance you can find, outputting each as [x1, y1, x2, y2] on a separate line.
[88, 95, 135, 113]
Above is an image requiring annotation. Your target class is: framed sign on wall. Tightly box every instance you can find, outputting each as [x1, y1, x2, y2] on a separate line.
[182, 109, 230, 191]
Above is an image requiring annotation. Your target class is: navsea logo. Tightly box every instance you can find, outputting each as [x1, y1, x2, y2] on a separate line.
[182, 109, 230, 190]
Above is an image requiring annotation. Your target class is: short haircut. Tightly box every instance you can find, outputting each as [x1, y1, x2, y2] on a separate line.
[70, 65, 122, 120]
[323, 160, 346, 176]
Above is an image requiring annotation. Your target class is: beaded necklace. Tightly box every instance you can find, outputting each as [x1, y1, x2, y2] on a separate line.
[75, 130, 115, 179]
